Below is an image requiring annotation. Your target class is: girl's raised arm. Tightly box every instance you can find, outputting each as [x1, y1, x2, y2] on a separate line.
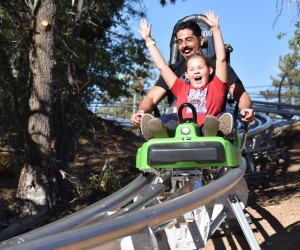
[138, 19, 177, 89]
[205, 10, 228, 83]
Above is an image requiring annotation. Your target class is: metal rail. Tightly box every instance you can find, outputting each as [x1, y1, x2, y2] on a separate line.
[0, 173, 157, 246]
[251, 101, 300, 118]
[252, 100, 300, 111]
[0, 111, 279, 249]
[246, 112, 273, 138]
[2, 160, 247, 250]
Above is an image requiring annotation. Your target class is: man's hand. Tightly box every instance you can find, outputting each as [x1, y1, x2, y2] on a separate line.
[240, 108, 255, 123]
[131, 110, 144, 126]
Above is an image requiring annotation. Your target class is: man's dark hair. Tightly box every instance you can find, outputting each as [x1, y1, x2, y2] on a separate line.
[174, 20, 202, 38]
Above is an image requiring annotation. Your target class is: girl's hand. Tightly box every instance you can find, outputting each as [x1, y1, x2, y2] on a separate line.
[205, 10, 219, 29]
[138, 19, 152, 40]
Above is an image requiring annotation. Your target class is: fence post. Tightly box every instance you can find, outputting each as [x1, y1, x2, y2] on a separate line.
[133, 93, 136, 115]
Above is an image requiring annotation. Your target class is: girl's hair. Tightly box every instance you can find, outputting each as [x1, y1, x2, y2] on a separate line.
[186, 51, 211, 69]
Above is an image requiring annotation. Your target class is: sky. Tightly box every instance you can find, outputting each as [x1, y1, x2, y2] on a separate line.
[130, 0, 298, 101]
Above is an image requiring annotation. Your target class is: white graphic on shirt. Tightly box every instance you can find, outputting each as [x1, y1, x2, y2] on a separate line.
[187, 88, 207, 114]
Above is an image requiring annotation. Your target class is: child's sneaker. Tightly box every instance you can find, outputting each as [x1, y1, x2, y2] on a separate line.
[218, 112, 234, 138]
[148, 118, 168, 138]
[203, 115, 219, 136]
[140, 113, 155, 140]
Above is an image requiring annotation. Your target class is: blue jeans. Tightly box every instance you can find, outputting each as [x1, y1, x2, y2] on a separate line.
[159, 113, 178, 124]
[159, 113, 203, 137]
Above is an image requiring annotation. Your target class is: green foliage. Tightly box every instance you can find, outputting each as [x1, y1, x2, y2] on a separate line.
[277, 32, 287, 39]
[261, 22, 300, 104]
[88, 173, 101, 194]
[0, 0, 153, 159]
[160, 0, 177, 6]
[88, 166, 121, 196]
[101, 166, 122, 193]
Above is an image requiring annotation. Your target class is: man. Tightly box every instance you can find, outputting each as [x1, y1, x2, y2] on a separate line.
[131, 19, 254, 126]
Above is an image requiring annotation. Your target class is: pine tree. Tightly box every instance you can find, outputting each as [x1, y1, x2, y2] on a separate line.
[260, 22, 300, 104]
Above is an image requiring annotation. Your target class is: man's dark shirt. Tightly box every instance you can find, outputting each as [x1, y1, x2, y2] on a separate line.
[155, 57, 242, 106]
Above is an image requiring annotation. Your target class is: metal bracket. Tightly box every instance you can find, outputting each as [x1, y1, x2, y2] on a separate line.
[228, 195, 261, 250]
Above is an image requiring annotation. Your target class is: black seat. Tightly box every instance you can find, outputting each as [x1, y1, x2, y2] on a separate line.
[169, 14, 216, 65]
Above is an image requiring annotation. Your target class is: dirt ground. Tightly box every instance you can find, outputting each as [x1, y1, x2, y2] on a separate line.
[205, 164, 300, 250]
[0, 118, 299, 249]
[205, 120, 300, 250]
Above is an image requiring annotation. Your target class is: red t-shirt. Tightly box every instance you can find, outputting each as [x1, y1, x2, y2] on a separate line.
[170, 76, 227, 126]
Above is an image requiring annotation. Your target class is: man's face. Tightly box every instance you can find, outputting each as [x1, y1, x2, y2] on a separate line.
[175, 29, 203, 59]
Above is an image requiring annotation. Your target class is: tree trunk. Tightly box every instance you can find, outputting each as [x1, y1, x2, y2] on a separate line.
[16, 0, 57, 214]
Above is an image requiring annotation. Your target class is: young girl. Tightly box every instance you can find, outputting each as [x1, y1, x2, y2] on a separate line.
[137, 10, 230, 140]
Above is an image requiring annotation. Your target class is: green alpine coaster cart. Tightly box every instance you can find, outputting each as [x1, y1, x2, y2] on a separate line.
[136, 103, 243, 173]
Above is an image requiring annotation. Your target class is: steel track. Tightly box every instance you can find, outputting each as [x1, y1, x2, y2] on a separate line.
[0, 110, 291, 250]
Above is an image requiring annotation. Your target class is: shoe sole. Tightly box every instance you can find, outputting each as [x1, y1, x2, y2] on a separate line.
[218, 113, 233, 136]
[148, 118, 168, 138]
[204, 115, 219, 136]
[140, 114, 154, 140]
